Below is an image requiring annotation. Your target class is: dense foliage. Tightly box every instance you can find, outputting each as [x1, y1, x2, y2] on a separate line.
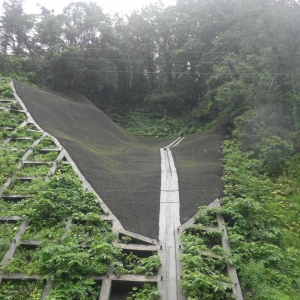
[1, 0, 300, 137]
[220, 141, 300, 299]
[181, 140, 300, 299]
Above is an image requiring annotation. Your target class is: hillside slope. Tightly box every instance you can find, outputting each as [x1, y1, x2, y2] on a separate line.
[13, 80, 174, 238]
[172, 125, 229, 224]
[13, 80, 226, 238]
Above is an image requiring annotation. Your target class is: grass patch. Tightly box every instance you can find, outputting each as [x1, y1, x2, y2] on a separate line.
[1, 246, 40, 274]
[0, 199, 29, 217]
[0, 110, 26, 128]
[18, 164, 52, 177]
[219, 141, 300, 299]
[36, 137, 58, 149]
[0, 280, 44, 300]
[21, 220, 66, 244]
[0, 150, 24, 186]
[4, 178, 46, 195]
[4, 139, 33, 150]
[27, 151, 58, 162]
[0, 221, 22, 260]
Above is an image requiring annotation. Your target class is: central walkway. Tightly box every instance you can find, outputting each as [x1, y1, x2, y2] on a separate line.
[158, 138, 185, 300]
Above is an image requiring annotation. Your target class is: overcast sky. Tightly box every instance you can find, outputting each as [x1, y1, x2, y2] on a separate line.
[0, 0, 177, 15]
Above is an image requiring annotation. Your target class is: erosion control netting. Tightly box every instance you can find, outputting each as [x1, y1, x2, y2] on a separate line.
[13, 80, 228, 237]
[172, 124, 230, 224]
[13, 81, 173, 239]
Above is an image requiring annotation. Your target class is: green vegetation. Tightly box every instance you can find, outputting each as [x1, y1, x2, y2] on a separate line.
[0, 199, 29, 216]
[10, 128, 42, 139]
[123, 109, 190, 137]
[219, 141, 300, 299]
[4, 139, 33, 150]
[0, 110, 26, 128]
[181, 219, 234, 299]
[128, 284, 160, 300]
[27, 150, 59, 162]
[0, 221, 21, 260]
[1, 246, 40, 274]
[45, 279, 101, 300]
[181, 138, 300, 299]
[114, 252, 161, 276]
[0, 280, 44, 300]
[0, 82, 13, 99]
[4, 178, 46, 195]
[24, 175, 103, 221]
[1, 0, 300, 136]
[21, 220, 66, 244]
[0, 101, 22, 110]
[36, 137, 58, 149]
[0, 149, 22, 185]
[18, 164, 52, 176]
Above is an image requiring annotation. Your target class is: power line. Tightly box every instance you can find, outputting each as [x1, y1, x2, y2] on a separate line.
[83, 48, 300, 55]
[50, 56, 300, 65]
[82, 70, 300, 75]
[3, 53, 300, 67]
[3, 50, 300, 56]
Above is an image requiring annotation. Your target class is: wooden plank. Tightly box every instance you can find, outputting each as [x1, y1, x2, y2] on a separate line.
[1, 274, 43, 280]
[37, 148, 61, 153]
[119, 229, 157, 245]
[0, 127, 15, 131]
[10, 137, 32, 141]
[0, 216, 23, 221]
[9, 109, 26, 114]
[111, 274, 158, 282]
[20, 240, 42, 246]
[17, 176, 35, 181]
[118, 243, 157, 252]
[23, 161, 48, 165]
[0, 194, 33, 200]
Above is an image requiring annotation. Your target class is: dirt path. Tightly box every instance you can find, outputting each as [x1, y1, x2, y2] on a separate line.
[158, 138, 185, 300]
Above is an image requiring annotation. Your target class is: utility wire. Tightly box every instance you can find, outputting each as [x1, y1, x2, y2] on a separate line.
[82, 70, 300, 75]
[3, 53, 300, 66]
[82, 48, 300, 55]
[50, 56, 300, 65]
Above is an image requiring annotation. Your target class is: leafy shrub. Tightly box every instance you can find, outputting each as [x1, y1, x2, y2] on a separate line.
[124, 109, 189, 137]
[259, 135, 294, 176]
[25, 175, 103, 220]
[0, 83, 12, 94]
[45, 279, 100, 300]
[220, 140, 300, 299]
[0, 280, 43, 300]
[38, 242, 108, 278]
[0, 150, 21, 186]
[127, 284, 159, 300]
[114, 252, 161, 276]
[2, 89, 13, 98]
[0, 110, 26, 127]
[181, 230, 233, 300]
[144, 91, 185, 118]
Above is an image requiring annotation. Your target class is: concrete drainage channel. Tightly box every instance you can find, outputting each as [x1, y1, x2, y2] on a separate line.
[0, 81, 243, 299]
[158, 138, 185, 300]
[158, 137, 243, 300]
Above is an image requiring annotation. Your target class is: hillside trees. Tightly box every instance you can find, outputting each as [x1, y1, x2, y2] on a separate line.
[1, 0, 300, 137]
